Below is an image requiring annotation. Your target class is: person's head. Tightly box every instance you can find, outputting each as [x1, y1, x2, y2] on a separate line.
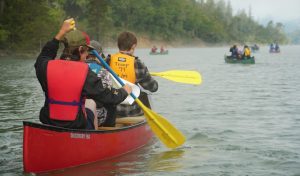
[117, 31, 137, 54]
[62, 30, 93, 62]
[90, 40, 103, 54]
[87, 40, 102, 61]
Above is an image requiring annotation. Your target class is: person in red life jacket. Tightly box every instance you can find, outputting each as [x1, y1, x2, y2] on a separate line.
[106, 31, 158, 117]
[34, 18, 132, 129]
[151, 45, 157, 53]
[160, 46, 165, 53]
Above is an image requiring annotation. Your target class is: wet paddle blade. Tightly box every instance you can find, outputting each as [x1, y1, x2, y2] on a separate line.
[150, 70, 202, 85]
[135, 99, 186, 148]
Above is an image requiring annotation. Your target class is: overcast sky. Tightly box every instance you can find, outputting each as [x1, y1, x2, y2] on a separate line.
[226, 0, 300, 22]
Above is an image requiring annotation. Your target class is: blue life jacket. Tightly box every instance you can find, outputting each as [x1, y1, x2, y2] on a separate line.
[86, 61, 102, 74]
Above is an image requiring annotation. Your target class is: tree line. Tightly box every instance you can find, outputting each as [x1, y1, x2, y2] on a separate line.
[0, 0, 288, 53]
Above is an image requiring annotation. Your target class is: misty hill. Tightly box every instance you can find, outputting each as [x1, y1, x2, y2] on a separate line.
[0, 0, 289, 53]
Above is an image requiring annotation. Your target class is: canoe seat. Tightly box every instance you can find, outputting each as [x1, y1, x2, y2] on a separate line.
[97, 123, 124, 130]
[97, 126, 119, 130]
[116, 116, 145, 125]
[97, 116, 145, 131]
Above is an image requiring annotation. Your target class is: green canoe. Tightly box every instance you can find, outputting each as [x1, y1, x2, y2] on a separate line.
[224, 55, 255, 64]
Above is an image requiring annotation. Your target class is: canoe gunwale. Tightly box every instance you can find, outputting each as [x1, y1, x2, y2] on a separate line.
[23, 120, 147, 134]
[149, 50, 169, 55]
[224, 55, 255, 64]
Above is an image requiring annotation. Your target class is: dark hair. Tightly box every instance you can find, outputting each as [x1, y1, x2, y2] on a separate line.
[117, 31, 137, 51]
[61, 46, 89, 61]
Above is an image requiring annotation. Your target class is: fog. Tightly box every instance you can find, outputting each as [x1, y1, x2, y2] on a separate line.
[226, 0, 300, 22]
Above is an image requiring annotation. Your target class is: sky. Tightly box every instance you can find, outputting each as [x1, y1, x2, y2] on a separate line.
[226, 0, 300, 22]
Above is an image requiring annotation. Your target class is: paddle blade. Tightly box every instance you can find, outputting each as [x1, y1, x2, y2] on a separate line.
[109, 73, 140, 105]
[151, 70, 202, 85]
[135, 99, 186, 148]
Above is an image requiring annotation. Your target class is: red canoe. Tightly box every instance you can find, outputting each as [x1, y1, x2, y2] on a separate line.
[23, 116, 153, 173]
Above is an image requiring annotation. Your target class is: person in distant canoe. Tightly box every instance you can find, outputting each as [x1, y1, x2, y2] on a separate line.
[151, 45, 158, 53]
[160, 46, 165, 53]
[229, 45, 238, 58]
[237, 46, 244, 59]
[243, 45, 251, 58]
[107, 31, 158, 117]
[270, 43, 275, 51]
[34, 18, 132, 130]
[275, 43, 280, 52]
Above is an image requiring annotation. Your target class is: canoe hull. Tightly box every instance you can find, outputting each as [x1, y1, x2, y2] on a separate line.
[269, 50, 280, 53]
[149, 50, 169, 55]
[23, 121, 153, 173]
[224, 55, 255, 64]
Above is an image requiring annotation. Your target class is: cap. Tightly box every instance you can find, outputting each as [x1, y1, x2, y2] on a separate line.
[63, 30, 93, 50]
[89, 40, 103, 54]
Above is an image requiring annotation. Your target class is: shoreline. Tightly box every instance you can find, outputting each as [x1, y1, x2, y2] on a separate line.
[1, 38, 271, 58]
[102, 36, 214, 49]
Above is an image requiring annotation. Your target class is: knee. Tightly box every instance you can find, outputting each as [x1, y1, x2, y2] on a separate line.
[85, 99, 96, 110]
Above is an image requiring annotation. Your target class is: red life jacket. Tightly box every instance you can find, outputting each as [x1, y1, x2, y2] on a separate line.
[47, 60, 88, 121]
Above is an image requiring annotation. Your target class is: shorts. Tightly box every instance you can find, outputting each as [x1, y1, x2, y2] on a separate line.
[96, 107, 107, 127]
[85, 108, 95, 130]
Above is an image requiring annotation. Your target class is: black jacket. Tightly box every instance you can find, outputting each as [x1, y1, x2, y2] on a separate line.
[34, 38, 128, 129]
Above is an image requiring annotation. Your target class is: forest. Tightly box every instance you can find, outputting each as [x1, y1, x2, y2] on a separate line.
[0, 0, 288, 53]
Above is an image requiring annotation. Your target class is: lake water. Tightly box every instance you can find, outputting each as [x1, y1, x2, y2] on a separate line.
[1, 46, 300, 176]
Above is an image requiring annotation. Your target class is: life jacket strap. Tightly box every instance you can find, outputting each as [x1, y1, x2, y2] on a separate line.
[48, 98, 83, 106]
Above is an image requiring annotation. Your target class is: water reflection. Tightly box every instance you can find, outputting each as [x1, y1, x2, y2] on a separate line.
[145, 149, 185, 172]
[37, 141, 184, 176]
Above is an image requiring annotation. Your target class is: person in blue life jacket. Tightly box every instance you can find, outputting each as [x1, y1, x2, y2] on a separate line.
[85, 40, 118, 127]
[229, 45, 238, 58]
[107, 31, 158, 117]
[34, 18, 132, 130]
[275, 43, 280, 52]
[85, 40, 105, 74]
[270, 43, 275, 51]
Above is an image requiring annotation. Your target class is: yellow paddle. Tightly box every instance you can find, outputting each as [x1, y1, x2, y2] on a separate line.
[92, 50, 185, 149]
[150, 70, 202, 85]
[135, 99, 185, 148]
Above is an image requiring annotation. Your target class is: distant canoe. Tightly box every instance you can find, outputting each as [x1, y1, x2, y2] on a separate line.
[224, 55, 255, 64]
[149, 50, 169, 55]
[269, 49, 280, 53]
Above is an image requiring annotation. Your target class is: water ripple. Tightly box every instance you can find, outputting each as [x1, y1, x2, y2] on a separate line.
[2, 47, 300, 175]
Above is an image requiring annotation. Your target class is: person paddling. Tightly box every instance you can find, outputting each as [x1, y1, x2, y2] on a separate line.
[85, 40, 118, 127]
[243, 45, 251, 58]
[106, 31, 158, 117]
[34, 18, 132, 129]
